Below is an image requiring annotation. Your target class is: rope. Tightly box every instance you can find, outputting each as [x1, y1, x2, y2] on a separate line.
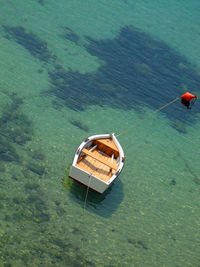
[81, 169, 97, 251]
[190, 97, 197, 109]
[116, 96, 180, 137]
[83, 173, 93, 212]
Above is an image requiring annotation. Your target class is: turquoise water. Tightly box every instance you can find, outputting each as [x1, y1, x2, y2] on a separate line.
[0, 1, 200, 266]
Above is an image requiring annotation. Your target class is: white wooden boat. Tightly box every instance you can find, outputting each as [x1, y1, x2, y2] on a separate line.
[69, 133, 125, 193]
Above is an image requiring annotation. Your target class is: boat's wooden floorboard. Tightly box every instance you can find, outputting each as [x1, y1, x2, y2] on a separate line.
[76, 149, 117, 182]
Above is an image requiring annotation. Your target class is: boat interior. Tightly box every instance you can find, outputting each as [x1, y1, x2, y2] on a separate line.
[76, 138, 119, 182]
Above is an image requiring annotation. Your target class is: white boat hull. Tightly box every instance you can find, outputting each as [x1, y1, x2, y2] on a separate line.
[69, 133, 125, 194]
[69, 165, 110, 193]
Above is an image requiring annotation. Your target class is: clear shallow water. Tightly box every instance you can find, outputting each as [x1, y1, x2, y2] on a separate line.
[0, 1, 200, 266]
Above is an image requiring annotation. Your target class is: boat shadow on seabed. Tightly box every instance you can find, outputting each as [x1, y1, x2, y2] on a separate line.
[62, 167, 124, 218]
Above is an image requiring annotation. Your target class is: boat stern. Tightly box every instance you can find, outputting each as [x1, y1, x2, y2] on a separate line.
[69, 165, 109, 194]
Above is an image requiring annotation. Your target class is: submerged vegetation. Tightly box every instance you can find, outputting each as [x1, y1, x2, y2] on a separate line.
[62, 26, 81, 44]
[0, 92, 96, 266]
[3, 23, 200, 131]
[3, 25, 52, 62]
[0, 92, 54, 265]
[0, 92, 33, 164]
[48, 26, 200, 131]
[70, 119, 89, 132]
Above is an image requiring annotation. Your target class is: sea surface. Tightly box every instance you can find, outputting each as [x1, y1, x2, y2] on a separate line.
[0, 1, 200, 266]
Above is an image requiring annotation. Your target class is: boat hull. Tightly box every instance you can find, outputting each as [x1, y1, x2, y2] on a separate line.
[69, 133, 124, 194]
[69, 166, 110, 194]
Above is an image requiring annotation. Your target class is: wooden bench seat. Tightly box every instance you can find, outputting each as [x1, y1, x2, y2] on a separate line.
[81, 148, 118, 170]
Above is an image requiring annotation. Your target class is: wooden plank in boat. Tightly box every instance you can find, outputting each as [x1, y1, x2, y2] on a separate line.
[94, 139, 119, 157]
[81, 148, 118, 170]
[77, 159, 112, 182]
[97, 139, 118, 151]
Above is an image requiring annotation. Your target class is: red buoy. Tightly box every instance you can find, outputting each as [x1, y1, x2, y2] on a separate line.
[181, 92, 198, 109]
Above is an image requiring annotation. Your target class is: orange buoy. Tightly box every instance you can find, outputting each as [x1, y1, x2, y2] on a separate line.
[181, 92, 198, 109]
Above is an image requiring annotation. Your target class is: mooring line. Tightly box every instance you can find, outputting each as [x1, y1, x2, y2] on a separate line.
[116, 96, 179, 138]
[81, 169, 97, 251]
[83, 174, 93, 213]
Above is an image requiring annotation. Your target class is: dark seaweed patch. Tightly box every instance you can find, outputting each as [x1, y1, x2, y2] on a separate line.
[0, 93, 33, 163]
[47, 237, 96, 267]
[48, 26, 200, 129]
[26, 162, 45, 176]
[70, 120, 89, 132]
[63, 26, 80, 44]
[0, 137, 19, 162]
[48, 65, 100, 111]
[28, 148, 45, 161]
[3, 25, 52, 62]
[26, 192, 50, 223]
